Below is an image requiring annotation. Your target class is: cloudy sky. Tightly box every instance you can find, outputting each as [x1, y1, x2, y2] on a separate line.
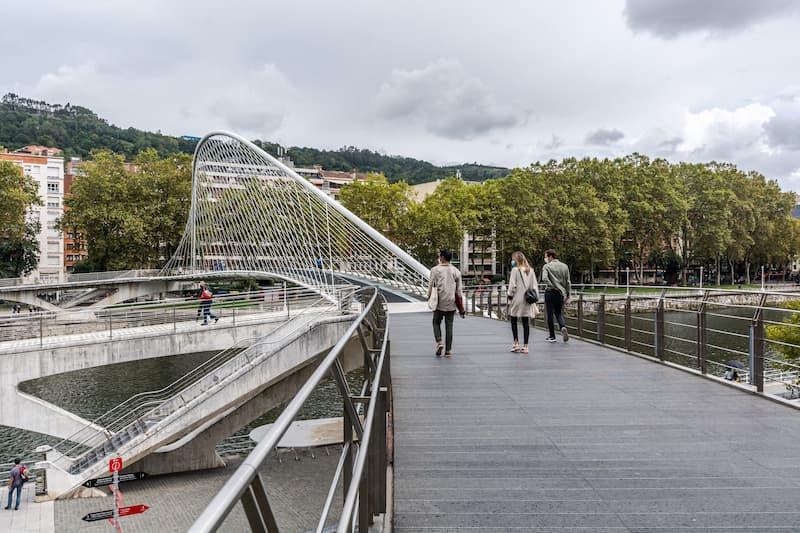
[2, 0, 799, 189]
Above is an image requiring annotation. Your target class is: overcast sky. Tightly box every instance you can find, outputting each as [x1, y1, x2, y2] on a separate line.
[2, 0, 799, 190]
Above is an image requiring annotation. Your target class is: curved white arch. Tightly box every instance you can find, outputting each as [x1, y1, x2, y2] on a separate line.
[162, 131, 430, 301]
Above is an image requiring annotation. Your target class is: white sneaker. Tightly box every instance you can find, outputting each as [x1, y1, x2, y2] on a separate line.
[545, 337, 556, 343]
[561, 327, 569, 342]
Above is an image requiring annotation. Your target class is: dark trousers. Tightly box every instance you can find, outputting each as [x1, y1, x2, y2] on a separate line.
[510, 316, 530, 344]
[544, 289, 565, 338]
[432, 310, 455, 352]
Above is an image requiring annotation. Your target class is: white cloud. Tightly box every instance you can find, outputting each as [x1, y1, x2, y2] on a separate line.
[679, 103, 775, 159]
[207, 64, 294, 137]
[373, 59, 523, 140]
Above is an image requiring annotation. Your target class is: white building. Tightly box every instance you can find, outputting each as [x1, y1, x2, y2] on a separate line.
[0, 146, 64, 282]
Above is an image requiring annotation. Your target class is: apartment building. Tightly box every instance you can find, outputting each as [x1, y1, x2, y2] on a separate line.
[0, 145, 64, 282]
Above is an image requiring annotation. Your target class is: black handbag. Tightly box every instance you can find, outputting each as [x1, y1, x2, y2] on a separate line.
[518, 269, 539, 304]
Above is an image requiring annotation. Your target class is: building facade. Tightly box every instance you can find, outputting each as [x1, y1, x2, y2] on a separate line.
[0, 146, 64, 282]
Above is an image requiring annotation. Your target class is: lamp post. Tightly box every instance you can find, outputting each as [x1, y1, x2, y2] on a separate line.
[700, 266, 703, 289]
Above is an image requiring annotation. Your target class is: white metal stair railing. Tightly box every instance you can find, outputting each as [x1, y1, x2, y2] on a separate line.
[40, 294, 345, 477]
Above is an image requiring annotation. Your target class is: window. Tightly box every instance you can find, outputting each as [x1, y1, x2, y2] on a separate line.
[47, 200, 60, 209]
[66, 232, 74, 239]
[47, 255, 60, 265]
[47, 183, 60, 193]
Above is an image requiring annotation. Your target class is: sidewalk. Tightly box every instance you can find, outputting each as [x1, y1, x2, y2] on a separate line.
[2, 484, 54, 533]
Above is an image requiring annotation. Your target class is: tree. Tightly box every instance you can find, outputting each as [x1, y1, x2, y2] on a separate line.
[339, 174, 412, 242]
[59, 149, 192, 270]
[0, 161, 41, 276]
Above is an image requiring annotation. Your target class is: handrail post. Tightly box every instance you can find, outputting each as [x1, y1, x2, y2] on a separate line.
[108, 313, 112, 340]
[284, 282, 288, 318]
[471, 289, 476, 314]
[232, 305, 236, 327]
[750, 295, 767, 392]
[577, 294, 584, 338]
[624, 295, 632, 351]
[173, 305, 177, 332]
[655, 296, 665, 361]
[698, 290, 710, 374]
[697, 307, 707, 373]
[597, 294, 606, 344]
[750, 319, 764, 392]
[39, 312, 44, 346]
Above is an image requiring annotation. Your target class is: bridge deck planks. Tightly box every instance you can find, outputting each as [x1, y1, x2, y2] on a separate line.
[390, 312, 800, 532]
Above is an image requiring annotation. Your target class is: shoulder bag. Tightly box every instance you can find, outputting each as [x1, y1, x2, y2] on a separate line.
[518, 269, 539, 304]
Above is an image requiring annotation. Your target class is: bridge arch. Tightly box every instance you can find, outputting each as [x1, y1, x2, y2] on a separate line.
[162, 132, 430, 301]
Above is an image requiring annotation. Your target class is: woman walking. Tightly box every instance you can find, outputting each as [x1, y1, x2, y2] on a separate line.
[507, 251, 538, 354]
[428, 248, 463, 358]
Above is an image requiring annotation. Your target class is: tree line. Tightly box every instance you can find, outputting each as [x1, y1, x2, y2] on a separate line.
[0, 94, 508, 184]
[339, 154, 800, 285]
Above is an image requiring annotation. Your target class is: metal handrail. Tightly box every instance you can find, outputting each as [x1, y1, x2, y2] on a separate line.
[0, 286, 323, 351]
[189, 286, 390, 533]
[463, 283, 800, 402]
[32, 292, 341, 470]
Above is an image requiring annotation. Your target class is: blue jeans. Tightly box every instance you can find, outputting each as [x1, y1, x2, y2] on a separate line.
[7, 484, 21, 509]
[201, 302, 217, 323]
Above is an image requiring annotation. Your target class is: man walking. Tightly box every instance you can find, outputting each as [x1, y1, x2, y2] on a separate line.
[541, 249, 571, 343]
[5, 458, 26, 510]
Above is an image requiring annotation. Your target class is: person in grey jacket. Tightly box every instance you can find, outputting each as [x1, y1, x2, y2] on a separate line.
[507, 251, 538, 354]
[541, 249, 571, 342]
[427, 248, 463, 358]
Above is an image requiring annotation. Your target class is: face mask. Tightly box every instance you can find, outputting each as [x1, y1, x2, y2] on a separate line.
[511, 260, 517, 267]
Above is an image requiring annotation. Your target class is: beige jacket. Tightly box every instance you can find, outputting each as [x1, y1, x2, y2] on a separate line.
[428, 263, 462, 312]
[507, 266, 538, 318]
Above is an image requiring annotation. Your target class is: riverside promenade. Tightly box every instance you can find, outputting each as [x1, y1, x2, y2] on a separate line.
[391, 313, 800, 532]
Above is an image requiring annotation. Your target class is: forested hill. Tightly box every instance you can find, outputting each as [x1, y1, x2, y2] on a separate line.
[0, 94, 509, 184]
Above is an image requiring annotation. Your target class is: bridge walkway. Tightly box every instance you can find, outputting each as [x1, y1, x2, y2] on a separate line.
[390, 312, 800, 532]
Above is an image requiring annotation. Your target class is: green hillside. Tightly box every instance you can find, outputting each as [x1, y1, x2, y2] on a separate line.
[0, 94, 509, 184]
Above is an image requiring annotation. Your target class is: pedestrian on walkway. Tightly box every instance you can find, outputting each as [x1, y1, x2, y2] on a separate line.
[541, 249, 571, 343]
[507, 251, 538, 354]
[427, 248, 462, 358]
[198, 282, 218, 325]
[5, 458, 27, 510]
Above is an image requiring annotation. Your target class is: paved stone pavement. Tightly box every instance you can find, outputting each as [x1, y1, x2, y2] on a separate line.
[390, 312, 800, 532]
[1, 483, 54, 533]
[53, 450, 342, 532]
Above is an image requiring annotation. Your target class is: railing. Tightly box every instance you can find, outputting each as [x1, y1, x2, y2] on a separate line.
[462, 283, 800, 402]
[0, 286, 339, 351]
[36, 289, 351, 475]
[189, 286, 391, 533]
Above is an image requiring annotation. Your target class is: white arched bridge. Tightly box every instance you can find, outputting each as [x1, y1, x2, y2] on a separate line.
[0, 131, 431, 503]
[0, 130, 431, 313]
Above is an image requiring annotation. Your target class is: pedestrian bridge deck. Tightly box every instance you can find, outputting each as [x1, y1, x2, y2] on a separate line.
[390, 312, 800, 532]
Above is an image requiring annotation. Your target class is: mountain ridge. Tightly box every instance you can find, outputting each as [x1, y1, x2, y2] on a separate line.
[0, 93, 509, 184]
